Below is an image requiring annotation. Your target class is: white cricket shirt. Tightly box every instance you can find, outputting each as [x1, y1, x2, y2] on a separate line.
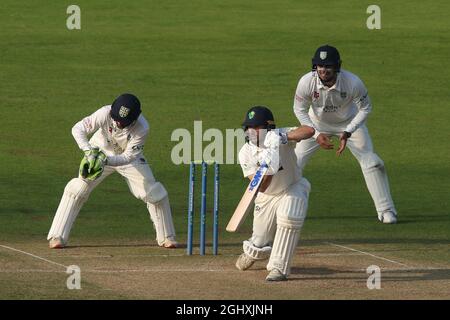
[293, 69, 372, 138]
[238, 131, 302, 195]
[71, 105, 149, 166]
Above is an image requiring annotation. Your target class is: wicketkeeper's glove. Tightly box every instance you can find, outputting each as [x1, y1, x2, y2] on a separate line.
[79, 148, 108, 180]
[80, 148, 99, 177]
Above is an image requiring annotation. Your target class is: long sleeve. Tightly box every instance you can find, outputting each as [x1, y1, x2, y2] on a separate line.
[293, 77, 320, 139]
[71, 106, 110, 151]
[107, 129, 149, 166]
[344, 78, 372, 133]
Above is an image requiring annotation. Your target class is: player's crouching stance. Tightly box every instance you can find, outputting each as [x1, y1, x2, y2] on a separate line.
[236, 106, 315, 281]
[293, 45, 397, 223]
[47, 93, 177, 249]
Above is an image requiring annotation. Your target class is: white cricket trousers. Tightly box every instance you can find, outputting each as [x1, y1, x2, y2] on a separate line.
[47, 157, 176, 245]
[295, 123, 396, 216]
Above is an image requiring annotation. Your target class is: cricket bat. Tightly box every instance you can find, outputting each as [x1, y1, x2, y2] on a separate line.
[226, 163, 269, 232]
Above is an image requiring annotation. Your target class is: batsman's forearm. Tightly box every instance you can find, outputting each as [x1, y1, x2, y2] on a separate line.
[287, 126, 315, 142]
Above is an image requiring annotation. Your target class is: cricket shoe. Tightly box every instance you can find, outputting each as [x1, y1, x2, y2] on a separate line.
[49, 237, 65, 249]
[235, 253, 255, 271]
[160, 237, 178, 248]
[265, 269, 287, 282]
[378, 210, 397, 224]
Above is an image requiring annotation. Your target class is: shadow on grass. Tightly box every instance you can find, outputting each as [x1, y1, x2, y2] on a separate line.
[308, 214, 450, 224]
[288, 267, 450, 282]
[374, 269, 450, 282]
[301, 239, 450, 245]
[67, 242, 242, 249]
[65, 243, 156, 249]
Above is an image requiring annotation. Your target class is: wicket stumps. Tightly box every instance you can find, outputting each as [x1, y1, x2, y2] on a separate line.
[187, 161, 219, 255]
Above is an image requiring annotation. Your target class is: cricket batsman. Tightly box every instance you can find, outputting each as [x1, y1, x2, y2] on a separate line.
[47, 93, 178, 248]
[293, 45, 398, 223]
[235, 106, 315, 281]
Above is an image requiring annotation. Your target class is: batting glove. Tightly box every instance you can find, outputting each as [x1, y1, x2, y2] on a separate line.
[258, 147, 280, 175]
[264, 130, 288, 149]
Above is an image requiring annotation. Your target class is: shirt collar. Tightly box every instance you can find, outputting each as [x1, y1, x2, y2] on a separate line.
[316, 72, 342, 92]
[111, 121, 129, 133]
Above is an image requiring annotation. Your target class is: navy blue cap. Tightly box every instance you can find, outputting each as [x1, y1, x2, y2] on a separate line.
[312, 45, 341, 71]
[242, 106, 276, 130]
[110, 93, 141, 127]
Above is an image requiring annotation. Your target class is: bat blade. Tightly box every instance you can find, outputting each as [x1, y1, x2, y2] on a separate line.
[226, 163, 269, 232]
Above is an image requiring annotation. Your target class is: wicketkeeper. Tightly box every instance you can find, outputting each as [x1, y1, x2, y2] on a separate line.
[47, 93, 178, 249]
[293, 45, 398, 223]
[236, 106, 315, 281]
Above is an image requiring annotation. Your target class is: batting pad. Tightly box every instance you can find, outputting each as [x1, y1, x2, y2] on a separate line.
[47, 178, 90, 243]
[360, 153, 395, 214]
[276, 178, 309, 229]
[243, 240, 272, 260]
[266, 225, 300, 276]
[266, 179, 309, 275]
[147, 196, 176, 245]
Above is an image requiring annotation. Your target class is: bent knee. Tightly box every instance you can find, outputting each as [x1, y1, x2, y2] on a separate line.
[277, 196, 307, 229]
[65, 178, 91, 199]
[139, 182, 168, 203]
[360, 153, 384, 170]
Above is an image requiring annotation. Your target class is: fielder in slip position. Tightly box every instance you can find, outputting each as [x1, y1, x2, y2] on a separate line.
[47, 93, 177, 249]
[235, 106, 315, 281]
[293, 45, 398, 223]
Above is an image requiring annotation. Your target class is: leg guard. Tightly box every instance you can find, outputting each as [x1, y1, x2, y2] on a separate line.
[242, 240, 272, 260]
[267, 180, 309, 276]
[360, 153, 396, 216]
[267, 226, 300, 276]
[47, 178, 90, 244]
[145, 182, 177, 246]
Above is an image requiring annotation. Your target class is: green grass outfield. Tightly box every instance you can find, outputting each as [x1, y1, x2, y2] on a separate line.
[0, 1, 449, 299]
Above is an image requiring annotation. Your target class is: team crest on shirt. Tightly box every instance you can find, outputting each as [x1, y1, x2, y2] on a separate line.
[119, 106, 130, 118]
[313, 91, 319, 99]
[340, 92, 347, 99]
[320, 51, 327, 60]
